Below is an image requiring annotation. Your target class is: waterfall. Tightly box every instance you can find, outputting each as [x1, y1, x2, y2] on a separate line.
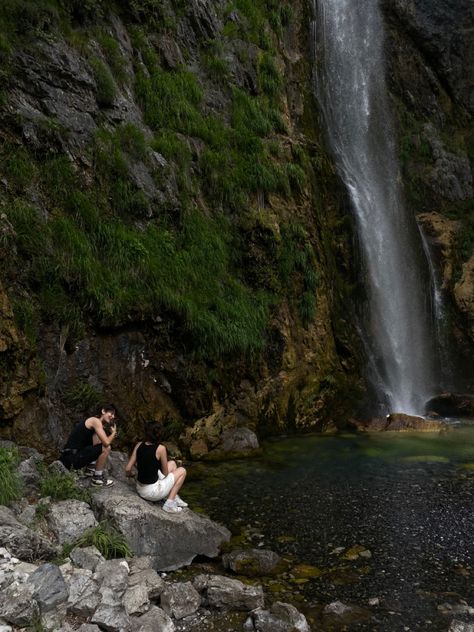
[312, 0, 436, 414]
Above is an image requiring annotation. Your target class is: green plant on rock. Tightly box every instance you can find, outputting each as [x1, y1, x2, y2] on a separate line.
[66, 380, 102, 411]
[70, 521, 132, 559]
[0, 446, 22, 506]
[90, 56, 116, 107]
[96, 32, 126, 83]
[39, 468, 91, 504]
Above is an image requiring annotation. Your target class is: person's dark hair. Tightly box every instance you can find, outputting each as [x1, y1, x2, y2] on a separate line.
[101, 404, 116, 414]
[144, 420, 162, 444]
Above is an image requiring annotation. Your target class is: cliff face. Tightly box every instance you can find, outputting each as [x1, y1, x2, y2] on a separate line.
[0, 0, 362, 450]
[383, 0, 474, 383]
[1, 0, 472, 452]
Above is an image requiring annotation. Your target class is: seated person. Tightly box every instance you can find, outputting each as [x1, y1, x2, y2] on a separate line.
[60, 404, 117, 487]
[125, 420, 187, 513]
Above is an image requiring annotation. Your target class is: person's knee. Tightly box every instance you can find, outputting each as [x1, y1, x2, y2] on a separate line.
[177, 466, 186, 480]
[102, 445, 111, 456]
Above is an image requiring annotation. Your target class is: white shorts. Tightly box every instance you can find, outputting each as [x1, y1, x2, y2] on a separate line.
[136, 472, 175, 502]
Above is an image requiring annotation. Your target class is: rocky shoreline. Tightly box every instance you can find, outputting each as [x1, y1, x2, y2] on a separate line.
[0, 442, 311, 632]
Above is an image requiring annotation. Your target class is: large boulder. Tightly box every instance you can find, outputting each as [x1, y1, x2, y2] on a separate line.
[425, 393, 474, 418]
[93, 483, 230, 571]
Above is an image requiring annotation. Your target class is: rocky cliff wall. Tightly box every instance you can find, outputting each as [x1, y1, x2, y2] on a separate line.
[383, 0, 474, 387]
[0, 0, 362, 452]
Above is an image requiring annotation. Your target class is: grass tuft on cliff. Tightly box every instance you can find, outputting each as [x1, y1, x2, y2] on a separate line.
[0, 446, 22, 506]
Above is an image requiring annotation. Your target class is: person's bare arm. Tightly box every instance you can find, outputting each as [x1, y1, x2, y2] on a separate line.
[157, 444, 168, 476]
[125, 442, 141, 477]
[86, 416, 116, 447]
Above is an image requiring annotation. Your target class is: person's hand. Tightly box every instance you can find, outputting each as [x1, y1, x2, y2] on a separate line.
[125, 469, 134, 478]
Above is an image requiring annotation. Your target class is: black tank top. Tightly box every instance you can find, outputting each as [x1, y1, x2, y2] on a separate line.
[136, 443, 162, 484]
[64, 420, 95, 450]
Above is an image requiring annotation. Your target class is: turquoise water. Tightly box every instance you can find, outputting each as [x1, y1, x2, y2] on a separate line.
[186, 424, 474, 631]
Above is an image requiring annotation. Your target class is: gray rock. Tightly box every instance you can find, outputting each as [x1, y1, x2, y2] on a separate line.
[0, 622, 12, 632]
[130, 605, 175, 632]
[123, 584, 149, 616]
[40, 604, 67, 631]
[222, 549, 282, 577]
[205, 575, 264, 611]
[0, 506, 58, 561]
[252, 602, 310, 632]
[27, 562, 69, 612]
[48, 460, 70, 476]
[448, 622, 474, 632]
[0, 581, 39, 626]
[69, 545, 105, 571]
[77, 626, 102, 632]
[47, 500, 98, 545]
[67, 570, 100, 617]
[128, 568, 165, 599]
[220, 427, 259, 453]
[160, 581, 200, 619]
[17, 456, 41, 491]
[95, 559, 130, 611]
[91, 604, 130, 632]
[324, 600, 353, 616]
[93, 483, 230, 571]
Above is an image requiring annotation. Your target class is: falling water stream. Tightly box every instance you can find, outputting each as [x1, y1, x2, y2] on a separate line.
[311, 0, 436, 414]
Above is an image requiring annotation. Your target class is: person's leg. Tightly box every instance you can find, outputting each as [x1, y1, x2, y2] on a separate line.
[162, 467, 187, 512]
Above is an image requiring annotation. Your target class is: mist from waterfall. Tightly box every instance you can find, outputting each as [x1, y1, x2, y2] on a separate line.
[312, 0, 436, 414]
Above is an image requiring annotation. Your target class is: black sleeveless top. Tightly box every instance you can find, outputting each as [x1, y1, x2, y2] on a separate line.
[64, 420, 95, 450]
[136, 443, 162, 484]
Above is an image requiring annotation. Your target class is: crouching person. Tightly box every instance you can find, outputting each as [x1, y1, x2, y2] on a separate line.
[60, 404, 117, 487]
[125, 420, 187, 513]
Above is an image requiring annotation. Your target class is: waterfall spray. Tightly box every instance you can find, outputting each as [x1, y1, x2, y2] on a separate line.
[312, 0, 436, 414]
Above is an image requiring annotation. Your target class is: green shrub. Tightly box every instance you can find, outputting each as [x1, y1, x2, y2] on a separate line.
[116, 123, 147, 160]
[0, 446, 22, 506]
[90, 57, 116, 107]
[71, 522, 132, 559]
[258, 52, 282, 98]
[2, 147, 35, 190]
[39, 469, 91, 503]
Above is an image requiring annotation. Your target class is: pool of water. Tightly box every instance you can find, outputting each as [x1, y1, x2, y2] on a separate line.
[185, 423, 474, 631]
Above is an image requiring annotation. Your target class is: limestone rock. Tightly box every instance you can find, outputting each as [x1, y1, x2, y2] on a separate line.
[130, 605, 175, 632]
[0, 580, 39, 626]
[160, 581, 200, 619]
[204, 575, 264, 611]
[16, 455, 42, 492]
[417, 212, 461, 289]
[454, 256, 474, 343]
[222, 549, 282, 577]
[220, 428, 259, 454]
[123, 584, 149, 616]
[252, 601, 310, 632]
[324, 601, 353, 616]
[93, 483, 230, 571]
[91, 604, 130, 632]
[47, 500, 98, 545]
[66, 570, 100, 616]
[69, 546, 105, 572]
[27, 562, 69, 612]
[0, 506, 58, 561]
[128, 568, 165, 599]
[350, 414, 444, 432]
[448, 621, 474, 632]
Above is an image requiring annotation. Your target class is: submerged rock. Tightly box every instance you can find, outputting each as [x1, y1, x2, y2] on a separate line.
[350, 413, 444, 432]
[222, 548, 283, 577]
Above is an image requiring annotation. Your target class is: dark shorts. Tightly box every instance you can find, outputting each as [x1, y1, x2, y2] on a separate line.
[60, 444, 103, 470]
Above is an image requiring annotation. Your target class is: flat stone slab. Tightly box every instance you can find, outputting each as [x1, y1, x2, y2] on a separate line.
[93, 483, 230, 571]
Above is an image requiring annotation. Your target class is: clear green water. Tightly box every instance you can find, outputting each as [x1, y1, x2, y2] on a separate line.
[185, 424, 474, 631]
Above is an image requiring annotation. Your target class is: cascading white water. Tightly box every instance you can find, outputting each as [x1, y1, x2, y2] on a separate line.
[312, 0, 435, 414]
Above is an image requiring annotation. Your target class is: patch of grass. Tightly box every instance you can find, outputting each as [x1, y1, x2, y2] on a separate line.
[0, 446, 22, 506]
[12, 296, 38, 344]
[97, 32, 126, 83]
[90, 56, 116, 107]
[2, 146, 35, 191]
[68, 521, 132, 559]
[116, 122, 147, 161]
[152, 130, 191, 168]
[66, 380, 102, 410]
[257, 52, 282, 99]
[39, 468, 91, 503]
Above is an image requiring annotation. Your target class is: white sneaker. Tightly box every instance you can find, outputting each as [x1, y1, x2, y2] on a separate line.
[163, 500, 182, 513]
[175, 495, 188, 508]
